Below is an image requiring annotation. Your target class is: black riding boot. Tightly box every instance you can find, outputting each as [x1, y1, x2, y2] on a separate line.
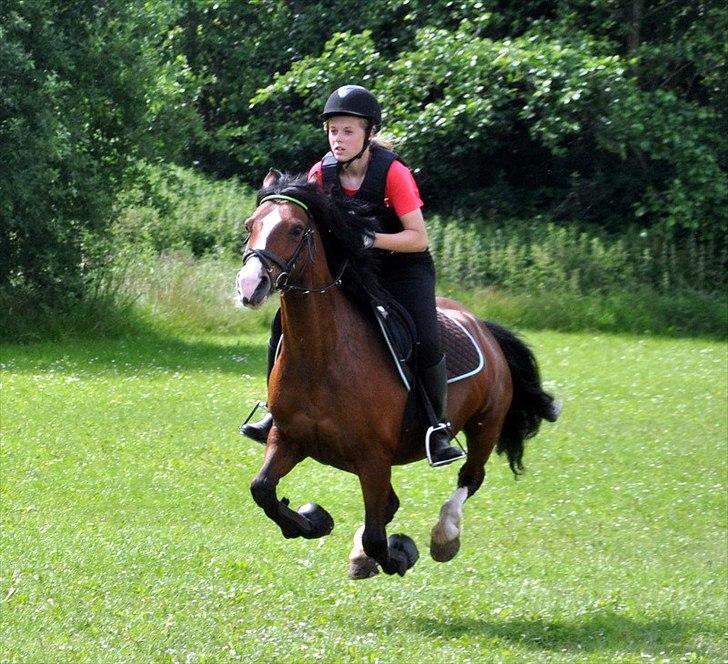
[421, 356, 466, 467]
[240, 336, 277, 443]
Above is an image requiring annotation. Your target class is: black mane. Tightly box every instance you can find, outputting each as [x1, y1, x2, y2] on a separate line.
[257, 173, 384, 305]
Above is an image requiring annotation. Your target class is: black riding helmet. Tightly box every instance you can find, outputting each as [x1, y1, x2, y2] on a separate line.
[321, 85, 382, 127]
[321, 85, 382, 168]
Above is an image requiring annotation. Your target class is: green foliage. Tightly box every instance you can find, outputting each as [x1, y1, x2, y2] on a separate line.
[0, 0, 201, 306]
[5, 155, 723, 340]
[428, 216, 727, 296]
[450, 287, 727, 339]
[0, 272, 144, 343]
[3, 0, 726, 331]
[113, 162, 256, 257]
[253, 14, 726, 233]
[73, 247, 725, 341]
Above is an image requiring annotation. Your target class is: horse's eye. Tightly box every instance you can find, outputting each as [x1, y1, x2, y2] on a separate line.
[244, 218, 254, 232]
[291, 224, 305, 237]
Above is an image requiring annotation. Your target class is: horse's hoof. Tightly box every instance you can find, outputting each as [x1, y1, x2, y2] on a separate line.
[298, 502, 334, 539]
[348, 556, 379, 580]
[388, 533, 419, 575]
[430, 536, 461, 562]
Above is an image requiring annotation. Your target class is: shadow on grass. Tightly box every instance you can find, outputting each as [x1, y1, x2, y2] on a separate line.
[1, 332, 270, 378]
[408, 611, 716, 656]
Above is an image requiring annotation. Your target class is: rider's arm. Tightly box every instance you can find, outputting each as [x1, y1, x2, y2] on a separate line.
[370, 208, 428, 252]
[370, 161, 428, 252]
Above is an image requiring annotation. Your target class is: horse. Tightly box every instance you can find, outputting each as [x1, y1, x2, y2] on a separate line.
[235, 170, 559, 579]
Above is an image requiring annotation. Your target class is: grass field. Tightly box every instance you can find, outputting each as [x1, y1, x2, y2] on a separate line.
[1, 329, 726, 663]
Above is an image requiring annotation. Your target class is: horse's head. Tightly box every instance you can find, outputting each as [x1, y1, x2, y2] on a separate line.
[236, 170, 315, 308]
[236, 169, 383, 309]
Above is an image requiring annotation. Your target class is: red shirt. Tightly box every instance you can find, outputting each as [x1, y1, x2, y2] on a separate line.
[308, 159, 424, 217]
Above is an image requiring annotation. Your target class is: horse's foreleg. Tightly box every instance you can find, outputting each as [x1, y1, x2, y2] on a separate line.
[359, 468, 418, 577]
[250, 437, 334, 540]
[348, 487, 400, 580]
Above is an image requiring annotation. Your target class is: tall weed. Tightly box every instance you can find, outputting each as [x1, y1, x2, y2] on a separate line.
[428, 216, 726, 296]
[118, 249, 276, 335]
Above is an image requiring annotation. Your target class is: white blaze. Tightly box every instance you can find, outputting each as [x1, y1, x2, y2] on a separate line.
[236, 208, 283, 303]
[252, 208, 285, 249]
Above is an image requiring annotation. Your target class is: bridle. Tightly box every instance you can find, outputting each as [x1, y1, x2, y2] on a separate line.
[242, 194, 348, 294]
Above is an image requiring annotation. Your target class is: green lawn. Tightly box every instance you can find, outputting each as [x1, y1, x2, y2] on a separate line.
[1, 330, 726, 663]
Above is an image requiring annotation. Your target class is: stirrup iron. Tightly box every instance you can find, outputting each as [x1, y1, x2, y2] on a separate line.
[425, 423, 466, 467]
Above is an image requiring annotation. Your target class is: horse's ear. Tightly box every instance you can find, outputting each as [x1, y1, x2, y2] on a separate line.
[263, 168, 282, 188]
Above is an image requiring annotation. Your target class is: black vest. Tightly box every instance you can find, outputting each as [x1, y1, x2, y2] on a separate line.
[320, 148, 404, 234]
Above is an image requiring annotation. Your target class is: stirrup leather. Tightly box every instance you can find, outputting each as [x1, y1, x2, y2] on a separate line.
[425, 423, 466, 467]
[240, 400, 268, 434]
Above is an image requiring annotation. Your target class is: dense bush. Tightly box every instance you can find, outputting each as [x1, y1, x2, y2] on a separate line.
[172, 1, 726, 237]
[113, 163, 255, 258]
[252, 19, 726, 235]
[0, 0, 200, 306]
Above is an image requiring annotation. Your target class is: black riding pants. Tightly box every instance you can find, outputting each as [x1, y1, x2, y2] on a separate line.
[379, 250, 442, 369]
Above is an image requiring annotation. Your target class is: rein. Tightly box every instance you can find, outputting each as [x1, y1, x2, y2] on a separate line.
[243, 194, 348, 295]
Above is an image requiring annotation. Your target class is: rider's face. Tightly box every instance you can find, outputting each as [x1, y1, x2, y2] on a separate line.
[327, 116, 367, 162]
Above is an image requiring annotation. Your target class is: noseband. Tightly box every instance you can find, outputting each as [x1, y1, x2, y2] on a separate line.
[242, 194, 347, 294]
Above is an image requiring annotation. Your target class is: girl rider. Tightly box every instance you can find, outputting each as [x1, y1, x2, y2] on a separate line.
[242, 84, 464, 467]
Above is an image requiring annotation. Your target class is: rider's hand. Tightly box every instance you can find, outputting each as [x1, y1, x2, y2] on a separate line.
[362, 229, 376, 249]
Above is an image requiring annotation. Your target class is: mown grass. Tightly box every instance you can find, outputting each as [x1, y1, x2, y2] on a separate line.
[1, 329, 726, 663]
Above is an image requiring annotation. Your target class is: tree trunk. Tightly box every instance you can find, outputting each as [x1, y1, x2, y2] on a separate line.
[627, 0, 644, 55]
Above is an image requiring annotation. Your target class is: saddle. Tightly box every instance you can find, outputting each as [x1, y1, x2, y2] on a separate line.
[370, 297, 485, 391]
[272, 295, 484, 390]
[370, 296, 418, 391]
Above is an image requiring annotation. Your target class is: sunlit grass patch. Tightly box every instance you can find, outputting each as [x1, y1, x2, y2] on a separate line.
[1, 331, 726, 662]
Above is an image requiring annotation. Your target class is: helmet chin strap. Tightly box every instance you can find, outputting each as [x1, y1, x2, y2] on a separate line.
[339, 126, 373, 171]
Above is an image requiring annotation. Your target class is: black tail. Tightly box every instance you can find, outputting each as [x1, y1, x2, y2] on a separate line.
[485, 321, 559, 476]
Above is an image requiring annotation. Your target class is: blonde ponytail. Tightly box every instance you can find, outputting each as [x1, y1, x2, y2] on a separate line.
[370, 133, 397, 151]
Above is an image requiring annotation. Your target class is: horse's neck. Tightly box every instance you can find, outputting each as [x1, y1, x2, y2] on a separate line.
[279, 290, 360, 367]
[279, 234, 374, 370]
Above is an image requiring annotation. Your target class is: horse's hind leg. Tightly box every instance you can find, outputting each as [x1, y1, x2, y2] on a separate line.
[430, 418, 499, 562]
[349, 487, 399, 580]
[250, 434, 334, 540]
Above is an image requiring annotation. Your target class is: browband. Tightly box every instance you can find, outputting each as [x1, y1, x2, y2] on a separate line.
[259, 194, 309, 212]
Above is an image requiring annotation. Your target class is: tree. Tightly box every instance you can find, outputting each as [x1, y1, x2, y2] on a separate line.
[181, 0, 726, 233]
[0, 0, 200, 305]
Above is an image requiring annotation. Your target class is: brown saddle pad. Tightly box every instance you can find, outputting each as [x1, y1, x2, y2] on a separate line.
[438, 310, 485, 382]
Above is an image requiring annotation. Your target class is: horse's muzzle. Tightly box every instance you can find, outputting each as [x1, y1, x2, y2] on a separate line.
[236, 260, 272, 308]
